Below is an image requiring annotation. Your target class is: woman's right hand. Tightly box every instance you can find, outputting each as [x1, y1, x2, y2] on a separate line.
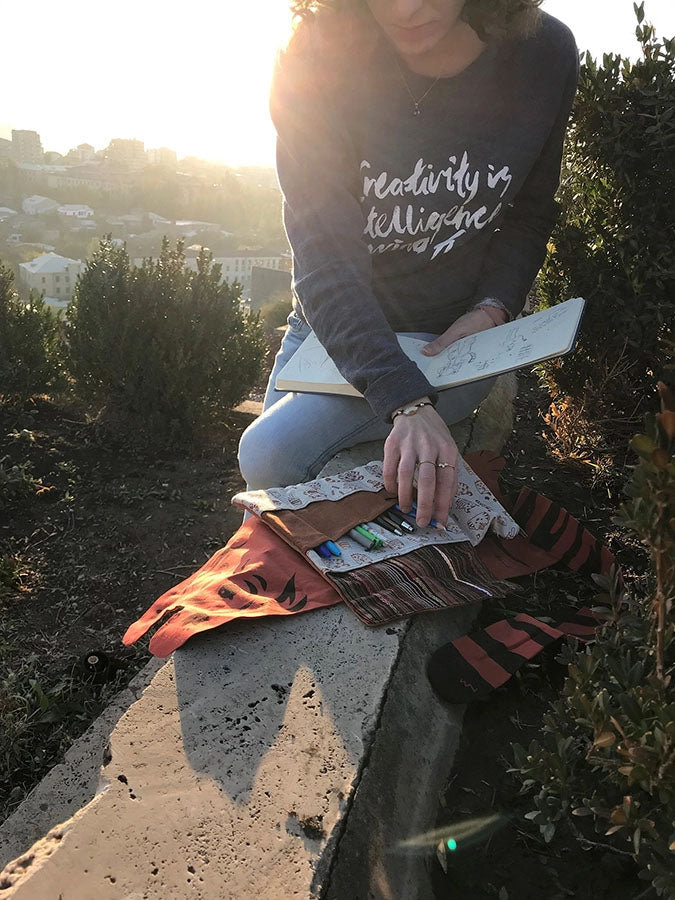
[382, 403, 459, 528]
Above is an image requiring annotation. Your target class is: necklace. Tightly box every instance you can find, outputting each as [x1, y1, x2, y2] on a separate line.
[392, 55, 441, 117]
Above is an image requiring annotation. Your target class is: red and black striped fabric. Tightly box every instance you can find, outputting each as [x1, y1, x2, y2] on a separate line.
[427, 607, 606, 703]
[427, 453, 617, 705]
[510, 488, 616, 579]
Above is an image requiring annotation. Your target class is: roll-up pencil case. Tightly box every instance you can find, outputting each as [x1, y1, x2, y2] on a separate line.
[232, 459, 519, 576]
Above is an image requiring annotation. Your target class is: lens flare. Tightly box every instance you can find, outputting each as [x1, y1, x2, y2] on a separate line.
[395, 812, 506, 855]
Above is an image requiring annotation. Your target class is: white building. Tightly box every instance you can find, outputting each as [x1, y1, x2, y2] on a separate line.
[71, 143, 95, 162]
[131, 252, 290, 299]
[19, 252, 85, 303]
[22, 195, 60, 215]
[210, 254, 290, 296]
[58, 204, 94, 219]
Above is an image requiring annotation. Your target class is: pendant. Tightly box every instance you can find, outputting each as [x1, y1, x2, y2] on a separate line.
[413, 104, 421, 117]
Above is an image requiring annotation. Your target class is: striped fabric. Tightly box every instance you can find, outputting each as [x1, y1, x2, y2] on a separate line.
[326, 543, 512, 627]
[427, 607, 607, 703]
[511, 487, 616, 577]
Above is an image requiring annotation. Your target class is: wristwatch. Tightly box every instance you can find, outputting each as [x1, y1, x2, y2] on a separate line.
[391, 400, 434, 422]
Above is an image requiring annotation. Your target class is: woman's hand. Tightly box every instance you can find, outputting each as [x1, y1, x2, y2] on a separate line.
[383, 404, 459, 528]
[383, 306, 507, 525]
[421, 306, 507, 357]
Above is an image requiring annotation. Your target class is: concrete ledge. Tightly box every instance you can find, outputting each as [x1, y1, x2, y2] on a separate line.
[0, 374, 517, 899]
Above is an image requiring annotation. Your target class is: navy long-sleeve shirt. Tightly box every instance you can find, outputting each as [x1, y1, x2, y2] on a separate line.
[271, 11, 578, 421]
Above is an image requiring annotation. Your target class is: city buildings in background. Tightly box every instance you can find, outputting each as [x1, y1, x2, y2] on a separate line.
[146, 147, 178, 168]
[0, 126, 290, 314]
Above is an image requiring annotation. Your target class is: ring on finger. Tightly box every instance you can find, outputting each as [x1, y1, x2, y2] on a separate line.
[436, 462, 455, 469]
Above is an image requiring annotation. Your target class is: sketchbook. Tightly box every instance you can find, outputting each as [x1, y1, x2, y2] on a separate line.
[275, 297, 586, 397]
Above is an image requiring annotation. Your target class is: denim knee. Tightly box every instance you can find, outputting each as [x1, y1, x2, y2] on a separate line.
[238, 416, 308, 490]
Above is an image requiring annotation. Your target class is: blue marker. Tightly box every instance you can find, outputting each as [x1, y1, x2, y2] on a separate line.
[324, 540, 342, 557]
[405, 501, 439, 528]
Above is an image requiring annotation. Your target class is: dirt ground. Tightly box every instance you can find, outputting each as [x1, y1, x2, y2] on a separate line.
[0, 395, 258, 824]
[0, 370, 649, 896]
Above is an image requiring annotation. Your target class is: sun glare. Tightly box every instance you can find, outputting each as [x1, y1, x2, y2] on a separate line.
[1, 0, 293, 166]
[1, 1, 673, 167]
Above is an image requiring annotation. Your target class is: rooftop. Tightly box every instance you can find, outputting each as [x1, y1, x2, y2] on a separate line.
[20, 252, 82, 274]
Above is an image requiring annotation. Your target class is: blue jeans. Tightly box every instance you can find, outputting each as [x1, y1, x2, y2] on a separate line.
[238, 311, 495, 490]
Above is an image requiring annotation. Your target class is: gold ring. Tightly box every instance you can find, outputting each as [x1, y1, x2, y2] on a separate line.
[417, 460, 436, 466]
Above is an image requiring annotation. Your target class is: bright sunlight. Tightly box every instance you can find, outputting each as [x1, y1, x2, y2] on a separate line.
[0, 0, 673, 166]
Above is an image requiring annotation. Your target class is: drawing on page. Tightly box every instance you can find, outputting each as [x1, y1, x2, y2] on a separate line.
[295, 344, 335, 375]
[516, 336, 534, 361]
[431, 336, 478, 380]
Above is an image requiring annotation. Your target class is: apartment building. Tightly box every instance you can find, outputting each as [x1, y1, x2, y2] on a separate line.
[210, 253, 291, 296]
[11, 129, 43, 164]
[19, 252, 85, 303]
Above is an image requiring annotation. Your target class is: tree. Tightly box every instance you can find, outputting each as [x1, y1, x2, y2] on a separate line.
[537, 5, 675, 446]
[66, 237, 267, 446]
[0, 261, 62, 403]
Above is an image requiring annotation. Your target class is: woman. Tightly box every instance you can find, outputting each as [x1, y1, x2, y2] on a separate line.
[238, 0, 578, 527]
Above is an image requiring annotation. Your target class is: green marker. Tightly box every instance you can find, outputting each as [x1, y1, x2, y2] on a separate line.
[356, 523, 383, 548]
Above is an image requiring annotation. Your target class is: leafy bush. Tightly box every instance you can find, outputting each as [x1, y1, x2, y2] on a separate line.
[66, 238, 266, 445]
[0, 261, 63, 403]
[537, 4, 674, 443]
[259, 296, 293, 332]
[0, 457, 39, 514]
[511, 359, 675, 896]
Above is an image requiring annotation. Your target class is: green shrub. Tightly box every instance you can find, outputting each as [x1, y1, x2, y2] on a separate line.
[66, 238, 266, 445]
[0, 457, 39, 513]
[537, 4, 674, 441]
[0, 262, 62, 403]
[511, 358, 675, 896]
[259, 296, 293, 332]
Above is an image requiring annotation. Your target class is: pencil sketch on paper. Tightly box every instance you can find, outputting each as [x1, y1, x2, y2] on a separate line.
[430, 336, 479, 381]
[295, 343, 334, 375]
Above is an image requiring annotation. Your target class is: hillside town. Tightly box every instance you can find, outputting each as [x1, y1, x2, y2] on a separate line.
[0, 129, 292, 314]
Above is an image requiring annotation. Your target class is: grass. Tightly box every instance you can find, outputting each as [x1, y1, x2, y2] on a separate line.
[0, 642, 141, 820]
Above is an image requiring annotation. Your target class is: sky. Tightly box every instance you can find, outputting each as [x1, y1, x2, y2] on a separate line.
[1, 0, 673, 168]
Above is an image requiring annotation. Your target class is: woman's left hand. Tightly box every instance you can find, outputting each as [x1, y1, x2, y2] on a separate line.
[421, 307, 507, 357]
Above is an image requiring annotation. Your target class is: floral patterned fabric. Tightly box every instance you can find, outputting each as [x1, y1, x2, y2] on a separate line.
[232, 458, 520, 574]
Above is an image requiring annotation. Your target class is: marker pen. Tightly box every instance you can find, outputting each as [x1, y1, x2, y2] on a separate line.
[324, 540, 342, 557]
[348, 528, 379, 550]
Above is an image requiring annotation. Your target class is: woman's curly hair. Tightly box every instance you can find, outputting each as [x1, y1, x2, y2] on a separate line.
[289, 0, 543, 42]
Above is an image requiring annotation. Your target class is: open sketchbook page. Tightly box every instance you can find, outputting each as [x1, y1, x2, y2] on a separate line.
[421, 297, 585, 387]
[275, 297, 585, 396]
